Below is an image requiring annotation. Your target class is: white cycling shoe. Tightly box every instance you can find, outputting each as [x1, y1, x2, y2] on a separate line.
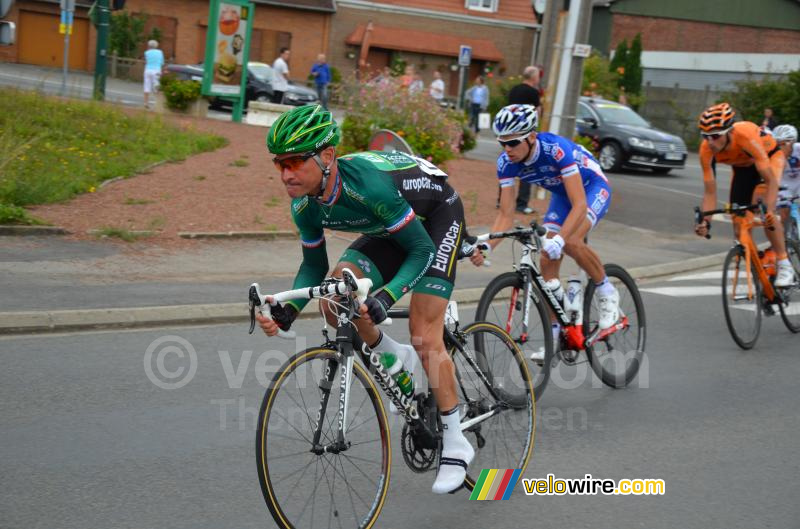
[775, 262, 796, 288]
[530, 347, 546, 365]
[597, 287, 621, 330]
[432, 435, 474, 494]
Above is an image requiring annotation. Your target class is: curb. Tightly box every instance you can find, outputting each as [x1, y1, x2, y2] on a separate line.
[0, 225, 69, 236]
[178, 231, 297, 240]
[0, 252, 728, 336]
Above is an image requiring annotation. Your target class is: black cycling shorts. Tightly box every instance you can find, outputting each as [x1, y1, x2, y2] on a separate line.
[722, 146, 782, 207]
[339, 195, 465, 300]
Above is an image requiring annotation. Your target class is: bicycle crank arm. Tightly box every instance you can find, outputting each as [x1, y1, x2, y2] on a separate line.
[585, 316, 630, 347]
[460, 407, 502, 431]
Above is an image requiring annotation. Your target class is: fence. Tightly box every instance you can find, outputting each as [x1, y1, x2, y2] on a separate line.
[106, 54, 145, 82]
[638, 82, 722, 150]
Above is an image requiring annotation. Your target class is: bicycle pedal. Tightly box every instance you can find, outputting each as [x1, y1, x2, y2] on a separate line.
[448, 483, 466, 495]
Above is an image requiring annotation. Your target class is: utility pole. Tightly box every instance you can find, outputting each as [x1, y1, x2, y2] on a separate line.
[60, 0, 75, 96]
[92, 0, 110, 100]
[548, 0, 592, 137]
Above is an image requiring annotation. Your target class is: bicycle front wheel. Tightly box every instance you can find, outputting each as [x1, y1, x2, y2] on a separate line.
[474, 271, 554, 399]
[583, 263, 646, 388]
[256, 348, 390, 529]
[450, 322, 536, 491]
[722, 246, 762, 349]
[779, 238, 800, 333]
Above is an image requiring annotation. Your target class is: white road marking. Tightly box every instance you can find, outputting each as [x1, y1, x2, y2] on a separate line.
[668, 271, 724, 282]
[640, 286, 720, 297]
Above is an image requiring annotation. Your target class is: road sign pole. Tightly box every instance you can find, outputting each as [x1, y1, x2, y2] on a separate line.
[457, 44, 472, 111]
[60, 5, 73, 96]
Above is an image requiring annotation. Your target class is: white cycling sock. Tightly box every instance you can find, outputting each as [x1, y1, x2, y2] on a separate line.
[778, 258, 791, 267]
[596, 276, 616, 296]
[433, 406, 474, 494]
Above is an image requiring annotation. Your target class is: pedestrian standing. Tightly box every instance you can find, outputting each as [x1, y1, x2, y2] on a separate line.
[310, 53, 331, 109]
[466, 76, 489, 133]
[762, 107, 777, 131]
[409, 72, 424, 94]
[143, 39, 164, 110]
[507, 66, 542, 214]
[272, 47, 291, 104]
[429, 70, 445, 103]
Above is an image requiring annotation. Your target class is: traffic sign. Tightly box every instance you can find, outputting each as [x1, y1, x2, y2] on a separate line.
[573, 43, 592, 58]
[458, 45, 472, 67]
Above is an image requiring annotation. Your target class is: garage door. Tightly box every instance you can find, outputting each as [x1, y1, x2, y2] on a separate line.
[18, 11, 89, 70]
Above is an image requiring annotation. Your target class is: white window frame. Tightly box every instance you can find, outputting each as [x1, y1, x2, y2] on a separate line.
[465, 0, 498, 13]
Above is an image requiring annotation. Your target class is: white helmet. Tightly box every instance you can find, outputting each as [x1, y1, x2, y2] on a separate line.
[492, 104, 538, 137]
[772, 124, 797, 143]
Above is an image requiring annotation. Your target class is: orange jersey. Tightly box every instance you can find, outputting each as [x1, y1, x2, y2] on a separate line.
[700, 121, 783, 182]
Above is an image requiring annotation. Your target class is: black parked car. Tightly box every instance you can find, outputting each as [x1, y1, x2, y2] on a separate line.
[576, 96, 687, 174]
[164, 61, 318, 109]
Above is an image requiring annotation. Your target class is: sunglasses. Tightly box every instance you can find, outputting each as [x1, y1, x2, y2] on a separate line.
[498, 134, 530, 148]
[273, 152, 316, 171]
[701, 133, 723, 140]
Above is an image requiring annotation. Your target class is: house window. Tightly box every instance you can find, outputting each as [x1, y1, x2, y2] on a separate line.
[465, 0, 498, 13]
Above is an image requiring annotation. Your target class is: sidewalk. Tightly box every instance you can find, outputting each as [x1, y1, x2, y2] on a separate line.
[0, 218, 731, 334]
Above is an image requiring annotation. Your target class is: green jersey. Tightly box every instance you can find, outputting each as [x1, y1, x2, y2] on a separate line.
[289, 151, 457, 310]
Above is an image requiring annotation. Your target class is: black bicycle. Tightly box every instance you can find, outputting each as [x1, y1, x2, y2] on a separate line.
[248, 269, 535, 529]
[468, 221, 646, 392]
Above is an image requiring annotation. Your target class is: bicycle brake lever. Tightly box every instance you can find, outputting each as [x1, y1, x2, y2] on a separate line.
[248, 284, 261, 334]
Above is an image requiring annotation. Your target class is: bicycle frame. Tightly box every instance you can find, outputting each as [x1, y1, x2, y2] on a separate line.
[730, 212, 778, 304]
[488, 227, 629, 353]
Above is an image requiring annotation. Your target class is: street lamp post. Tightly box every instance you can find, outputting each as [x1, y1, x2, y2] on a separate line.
[92, 0, 110, 100]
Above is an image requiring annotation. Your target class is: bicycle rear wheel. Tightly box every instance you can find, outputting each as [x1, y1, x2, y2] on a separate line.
[474, 271, 553, 400]
[721, 246, 762, 349]
[583, 264, 646, 388]
[450, 322, 535, 492]
[256, 348, 390, 529]
[778, 238, 800, 332]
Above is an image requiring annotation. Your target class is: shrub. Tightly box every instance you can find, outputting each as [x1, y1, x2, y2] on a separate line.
[159, 73, 202, 111]
[719, 70, 800, 127]
[338, 76, 471, 164]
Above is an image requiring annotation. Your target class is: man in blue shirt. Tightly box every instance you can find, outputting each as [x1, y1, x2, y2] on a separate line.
[310, 53, 332, 109]
[471, 104, 620, 355]
[466, 76, 489, 133]
[143, 39, 164, 110]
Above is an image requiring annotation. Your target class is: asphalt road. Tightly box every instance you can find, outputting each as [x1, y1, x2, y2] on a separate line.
[2, 282, 799, 528]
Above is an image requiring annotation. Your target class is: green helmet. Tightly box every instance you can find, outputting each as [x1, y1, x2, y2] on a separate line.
[266, 104, 340, 154]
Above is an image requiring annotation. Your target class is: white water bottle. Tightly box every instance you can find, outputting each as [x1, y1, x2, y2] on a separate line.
[564, 276, 583, 322]
[544, 278, 564, 306]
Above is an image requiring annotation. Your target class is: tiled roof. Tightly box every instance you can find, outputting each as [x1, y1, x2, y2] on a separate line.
[253, 0, 335, 13]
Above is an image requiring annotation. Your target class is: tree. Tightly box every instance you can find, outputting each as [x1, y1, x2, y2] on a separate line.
[109, 12, 160, 58]
[624, 33, 643, 96]
[609, 39, 628, 78]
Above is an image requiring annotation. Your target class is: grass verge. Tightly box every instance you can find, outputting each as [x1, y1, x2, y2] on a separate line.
[0, 88, 227, 224]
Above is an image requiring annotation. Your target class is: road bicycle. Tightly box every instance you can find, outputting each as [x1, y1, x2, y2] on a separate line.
[780, 193, 800, 273]
[466, 221, 646, 393]
[248, 269, 535, 529]
[695, 201, 800, 349]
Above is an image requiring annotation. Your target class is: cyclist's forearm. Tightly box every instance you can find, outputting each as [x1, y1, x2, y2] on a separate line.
[288, 246, 329, 312]
[382, 221, 435, 303]
[701, 180, 717, 220]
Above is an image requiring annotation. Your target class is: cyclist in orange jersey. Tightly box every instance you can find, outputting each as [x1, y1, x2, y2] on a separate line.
[695, 103, 794, 287]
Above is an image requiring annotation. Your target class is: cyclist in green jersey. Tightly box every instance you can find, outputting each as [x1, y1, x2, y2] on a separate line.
[256, 105, 473, 494]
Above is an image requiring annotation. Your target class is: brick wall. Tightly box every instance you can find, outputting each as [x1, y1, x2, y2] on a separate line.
[2, 0, 328, 82]
[610, 13, 800, 53]
[329, 6, 535, 87]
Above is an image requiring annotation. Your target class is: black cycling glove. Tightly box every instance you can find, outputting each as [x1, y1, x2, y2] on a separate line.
[271, 303, 298, 331]
[363, 290, 393, 324]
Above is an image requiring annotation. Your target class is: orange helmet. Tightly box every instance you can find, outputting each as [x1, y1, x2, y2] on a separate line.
[698, 103, 735, 134]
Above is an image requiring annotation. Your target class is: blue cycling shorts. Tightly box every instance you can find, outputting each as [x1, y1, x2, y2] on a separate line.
[541, 179, 612, 233]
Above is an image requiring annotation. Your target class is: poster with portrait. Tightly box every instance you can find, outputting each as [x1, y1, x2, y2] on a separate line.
[202, 0, 253, 98]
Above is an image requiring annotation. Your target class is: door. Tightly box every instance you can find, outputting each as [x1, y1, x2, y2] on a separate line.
[18, 10, 89, 70]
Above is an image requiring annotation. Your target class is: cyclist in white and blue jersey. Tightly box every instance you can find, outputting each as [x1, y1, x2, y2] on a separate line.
[470, 104, 620, 348]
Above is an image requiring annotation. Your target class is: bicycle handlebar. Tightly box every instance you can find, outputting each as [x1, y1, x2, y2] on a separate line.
[249, 268, 388, 339]
[695, 200, 774, 240]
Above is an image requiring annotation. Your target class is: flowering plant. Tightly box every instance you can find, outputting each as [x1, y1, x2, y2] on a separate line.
[338, 76, 472, 164]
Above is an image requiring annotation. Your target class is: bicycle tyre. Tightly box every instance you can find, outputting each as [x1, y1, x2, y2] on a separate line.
[583, 263, 646, 388]
[451, 321, 536, 492]
[256, 347, 391, 529]
[721, 246, 762, 349]
[779, 238, 800, 333]
[474, 271, 554, 400]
